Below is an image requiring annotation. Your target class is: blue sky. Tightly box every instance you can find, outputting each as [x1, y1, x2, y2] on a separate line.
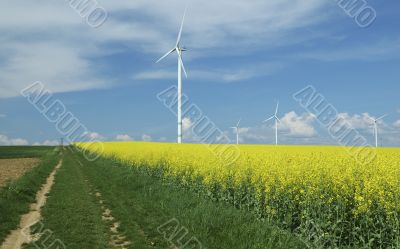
[0, 0, 399, 146]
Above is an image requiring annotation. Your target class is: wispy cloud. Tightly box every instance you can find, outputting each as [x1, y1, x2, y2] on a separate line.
[134, 70, 176, 80]
[294, 38, 400, 62]
[0, 41, 110, 98]
[102, 0, 330, 52]
[134, 62, 284, 83]
[0, 0, 331, 98]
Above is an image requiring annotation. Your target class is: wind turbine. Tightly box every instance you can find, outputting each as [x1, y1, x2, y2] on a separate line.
[368, 114, 388, 148]
[264, 102, 281, 145]
[231, 119, 242, 145]
[156, 8, 188, 144]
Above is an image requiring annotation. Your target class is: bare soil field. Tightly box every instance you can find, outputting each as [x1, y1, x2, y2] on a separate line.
[0, 158, 41, 187]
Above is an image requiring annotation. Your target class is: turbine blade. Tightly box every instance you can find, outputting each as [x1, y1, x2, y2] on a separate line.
[275, 101, 279, 115]
[376, 114, 388, 121]
[176, 6, 187, 46]
[263, 116, 275, 123]
[156, 48, 175, 63]
[366, 116, 375, 122]
[177, 50, 188, 78]
[276, 116, 281, 123]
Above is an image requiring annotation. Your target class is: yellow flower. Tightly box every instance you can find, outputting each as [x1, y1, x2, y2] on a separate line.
[75, 142, 400, 231]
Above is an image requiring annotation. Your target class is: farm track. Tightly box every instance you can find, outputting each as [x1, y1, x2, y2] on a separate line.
[69, 149, 173, 249]
[94, 191, 133, 248]
[0, 158, 63, 249]
[71, 149, 139, 249]
[74, 156, 134, 248]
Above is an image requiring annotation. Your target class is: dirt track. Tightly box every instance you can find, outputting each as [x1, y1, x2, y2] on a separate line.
[0, 158, 41, 187]
[0, 159, 62, 249]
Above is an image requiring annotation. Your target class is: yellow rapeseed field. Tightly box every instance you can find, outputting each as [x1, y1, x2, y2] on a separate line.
[76, 141, 400, 247]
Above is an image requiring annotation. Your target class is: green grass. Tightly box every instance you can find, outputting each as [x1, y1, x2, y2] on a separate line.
[0, 146, 55, 159]
[23, 148, 110, 249]
[72, 147, 307, 249]
[0, 146, 60, 244]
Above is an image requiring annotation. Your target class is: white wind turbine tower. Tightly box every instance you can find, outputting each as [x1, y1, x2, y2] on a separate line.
[368, 114, 388, 148]
[231, 119, 242, 145]
[156, 8, 188, 144]
[264, 102, 281, 145]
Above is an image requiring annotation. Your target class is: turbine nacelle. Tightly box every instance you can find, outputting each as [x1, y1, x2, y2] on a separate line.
[263, 115, 280, 123]
[368, 114, 388, 124]
[263, 102, 281, 123]
[156, 6, 188, 63]
[156, 7, 188, 79]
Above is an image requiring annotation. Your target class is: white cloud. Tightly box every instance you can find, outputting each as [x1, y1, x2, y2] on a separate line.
[160, 112, 399, 145]
[238, 127, 271, 143]
[0, 134, 29, 146]
[142, 134, 152, 141]
[0, 114, 6, 118]
[182, 117, 193, 132]
[115, 134, 133, 141]
[236, 111, 317, 144]
[336, 112, 374, 129]
[279, 111, 317, 137]
[181, 117, 203, 142]
[84, 132, 106, 141]
[336, 113, 392, 134]
[183, 113, 317, 144]
[329, 113, 400, 146]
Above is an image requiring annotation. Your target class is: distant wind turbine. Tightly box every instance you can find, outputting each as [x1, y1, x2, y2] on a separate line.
[264, 102, 281, 145]
[231, 119, 242, 145]
[368, 114, 388, 148]
[156, 7, 188, 144]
